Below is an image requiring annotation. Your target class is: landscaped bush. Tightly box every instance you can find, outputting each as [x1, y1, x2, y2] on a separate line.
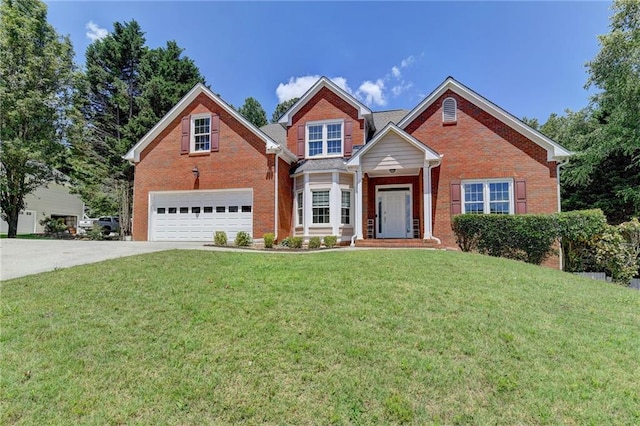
[555, 209, 608, 272]
[452, 213, 558, 264]
[323, 235, 338, 248]
[234, 231, 252, 247]
[595, 218, 640, 285]
[308, 236, 321, 249]
[263, 233, 275, 248]
[214, 231, 227, 246]
[87, 225, 105, 241]
[40, 217, 67, 238]
[279, 237, 291, 247]
[290, 236, 303, 249]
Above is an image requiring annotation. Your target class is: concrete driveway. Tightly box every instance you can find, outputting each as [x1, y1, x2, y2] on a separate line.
[0, 239, 216, 280]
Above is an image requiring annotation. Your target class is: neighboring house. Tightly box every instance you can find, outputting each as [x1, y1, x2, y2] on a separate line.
[124, 76, 571, 257]
[0, 182, 85, 234]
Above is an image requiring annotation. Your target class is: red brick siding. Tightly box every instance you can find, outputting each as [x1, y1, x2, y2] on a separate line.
[132, 93, 276, 241]
[277, 156, 293, 239]
[286, 87, 365, 158]
[404, 90, 559, 249]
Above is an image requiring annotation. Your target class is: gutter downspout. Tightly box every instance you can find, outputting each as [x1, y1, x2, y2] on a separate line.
[426, 160, 442, 245]
[556, 158, 569, 270]
[274, 151, 280, 241]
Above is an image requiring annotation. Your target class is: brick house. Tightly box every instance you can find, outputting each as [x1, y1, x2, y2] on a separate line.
[124, 76, 571, 253]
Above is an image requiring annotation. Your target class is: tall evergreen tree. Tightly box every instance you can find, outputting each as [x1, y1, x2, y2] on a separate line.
[0, 0, 76, 238]
[72, 22, 204, 219]
[271, 97, 299, 123]
[238, 97, 268, 128]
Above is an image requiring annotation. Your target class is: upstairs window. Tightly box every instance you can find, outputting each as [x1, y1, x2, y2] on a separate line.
[442, 97, 457, 123]
[462, 179, 513, 214]
[307, 121, 343, 158]
[192, 115, 211, 152]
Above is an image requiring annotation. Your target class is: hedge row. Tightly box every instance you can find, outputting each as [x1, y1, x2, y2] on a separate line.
[452, 209, 607, 265]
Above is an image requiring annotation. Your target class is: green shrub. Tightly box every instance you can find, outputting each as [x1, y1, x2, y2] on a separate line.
[595, 218, 640, 285]
[308, 236, 321, 249]
[263, 233, 275, 248]
[290, 236, 304, 249]
[87, 225, 105, 241]
[555, 209, 608, 272]
[279, 237, 290, 247]
[323, 235, 338, 248]
[234, 231, 252, 247]
[214, 231, 227, 246]
[452, 214, 557, 264]
[40, 217, 67, 237]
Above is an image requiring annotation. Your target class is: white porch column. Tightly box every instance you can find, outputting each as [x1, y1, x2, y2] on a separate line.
[303, 173, 311, 237]
[331, 171, 340, 236]
[423, 162, 432, 239]
[356, 167, 364, 240]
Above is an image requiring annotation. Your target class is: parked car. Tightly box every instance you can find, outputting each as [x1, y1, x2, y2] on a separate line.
[78, 215, 96, 230]
[96, 216, 120, 234]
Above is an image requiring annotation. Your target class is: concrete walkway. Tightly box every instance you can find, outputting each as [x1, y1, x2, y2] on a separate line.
[0, 239, 218, 280]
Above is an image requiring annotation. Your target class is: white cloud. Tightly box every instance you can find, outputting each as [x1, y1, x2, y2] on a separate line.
[86, 21, 108, 41]
[400, 55, 415, 68]
[357, 79, 386, 106]
[391, 81, 413, 96]
[391, 66, 401, 79]
[275, 75, 352, 103]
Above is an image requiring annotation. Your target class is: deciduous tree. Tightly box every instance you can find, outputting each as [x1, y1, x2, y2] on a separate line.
[0, 0, 76, 237]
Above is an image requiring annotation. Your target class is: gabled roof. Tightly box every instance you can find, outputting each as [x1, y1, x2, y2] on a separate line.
[397, 77, 573, 162]
[124, 83, 296, 164]
[371, 109, 409, 136]
[346, 123, 442, 168]
[278, 76, 373, 127]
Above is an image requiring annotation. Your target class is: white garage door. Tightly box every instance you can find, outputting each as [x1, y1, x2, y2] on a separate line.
[149, 190, 253, 241]
[0, 210, 36, 234]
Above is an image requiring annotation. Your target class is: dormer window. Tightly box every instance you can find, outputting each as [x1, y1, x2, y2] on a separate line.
[442, 97, 457, 123]
[306, 120, 343, 158]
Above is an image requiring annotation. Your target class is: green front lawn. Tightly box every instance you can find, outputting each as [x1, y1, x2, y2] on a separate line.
[2, 250, 639, 424]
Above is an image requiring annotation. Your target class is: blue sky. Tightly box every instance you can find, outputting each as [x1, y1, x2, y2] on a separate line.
[46, 1, 612, 122]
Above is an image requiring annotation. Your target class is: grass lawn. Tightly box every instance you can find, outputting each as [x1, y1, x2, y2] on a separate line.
[0, 234, 49, 239]
[1, 250, 639, 424]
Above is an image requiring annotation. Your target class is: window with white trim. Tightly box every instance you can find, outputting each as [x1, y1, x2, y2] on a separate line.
[462, 179, 513, 214]
[296, 191, 303, 226]
[311, 190, 330, 224]
[192, 115, 211, 152]
[307, 121, 343, 158]
[341, 190, 352, 225]
[443, 97, 457, 123]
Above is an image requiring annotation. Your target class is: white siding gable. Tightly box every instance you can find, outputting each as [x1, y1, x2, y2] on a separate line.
[362, 134, 424, 171]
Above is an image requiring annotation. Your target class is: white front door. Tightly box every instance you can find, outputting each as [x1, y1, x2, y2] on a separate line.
[378, 189, 411, 238]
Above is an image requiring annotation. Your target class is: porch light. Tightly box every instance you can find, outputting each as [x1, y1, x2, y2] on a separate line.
[192, 166, 200, 178]
[389, 168, 396, 174]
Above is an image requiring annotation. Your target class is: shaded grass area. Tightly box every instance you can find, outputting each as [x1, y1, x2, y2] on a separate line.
[2, 250, 639, 424]
[0, 234, 49, 239]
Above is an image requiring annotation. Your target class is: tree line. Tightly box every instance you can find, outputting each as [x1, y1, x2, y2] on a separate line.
[1, 0, 638, 238]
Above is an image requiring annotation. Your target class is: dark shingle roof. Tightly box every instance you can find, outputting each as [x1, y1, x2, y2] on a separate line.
[290, 158, 347, 175]
[260, 123, 286, 144]
[371, 110, 409, 135]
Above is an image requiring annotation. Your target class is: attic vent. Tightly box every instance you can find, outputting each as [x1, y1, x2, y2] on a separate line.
[442, 97, 457, 123]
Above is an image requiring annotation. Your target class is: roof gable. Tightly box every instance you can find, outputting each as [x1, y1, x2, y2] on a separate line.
[347, 123, 441, 168]
[397, 77, 573, 162]
[278, 77, 372, 127]
[124, 83, 296, 163]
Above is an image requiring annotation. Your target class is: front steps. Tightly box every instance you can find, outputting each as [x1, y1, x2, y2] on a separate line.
[355, 238, 442, 249]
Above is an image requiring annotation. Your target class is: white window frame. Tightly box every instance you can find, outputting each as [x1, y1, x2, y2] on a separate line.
[306, 119, 344, 159]
[461, 179, 514, 215]
[442, 97, 457, 123]
[311, 189, 331, 225]
[295, 190, 304, 227]
[340, 189, 353, 226]
[191, 113, 211, 153]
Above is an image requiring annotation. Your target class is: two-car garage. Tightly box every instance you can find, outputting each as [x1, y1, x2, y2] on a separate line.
[148, 190, 253, 241]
